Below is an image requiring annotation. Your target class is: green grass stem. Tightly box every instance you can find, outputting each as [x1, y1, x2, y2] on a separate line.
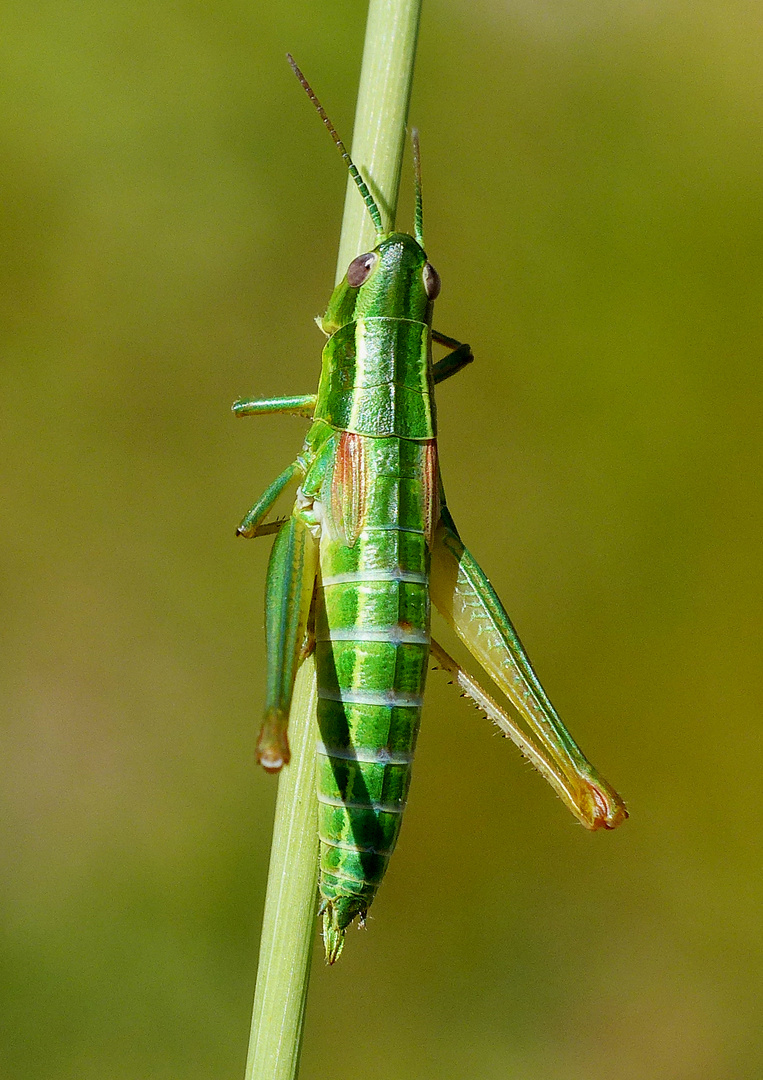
[335, 0, 422, 280]
[244, 658, 319, 1080]
[244, 2, 422, 1076]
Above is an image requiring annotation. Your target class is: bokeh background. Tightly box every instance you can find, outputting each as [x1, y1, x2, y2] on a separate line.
[3, 2, 762, 1077]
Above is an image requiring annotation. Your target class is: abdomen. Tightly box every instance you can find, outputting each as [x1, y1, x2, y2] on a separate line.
[314, 434, 432, 958]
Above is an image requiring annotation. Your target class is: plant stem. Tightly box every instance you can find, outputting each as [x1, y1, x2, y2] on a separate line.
[244, 2, 421, 1076]
[335, 0, 422, 280]
[244, 657, 319, 1080]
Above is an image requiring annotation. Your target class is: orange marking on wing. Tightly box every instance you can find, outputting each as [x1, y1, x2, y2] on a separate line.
[331, 431, 369, 547]
[422, 440, 440, 548]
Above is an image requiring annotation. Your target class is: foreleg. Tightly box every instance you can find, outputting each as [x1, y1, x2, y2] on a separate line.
[232, 394, 317, 417]
[432, 330, 473, 384]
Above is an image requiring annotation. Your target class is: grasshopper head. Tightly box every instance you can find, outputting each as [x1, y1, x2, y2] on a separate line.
[322, 232, 441, 334]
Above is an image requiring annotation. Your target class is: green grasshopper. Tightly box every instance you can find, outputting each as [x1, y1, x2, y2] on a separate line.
[235, 56, 627, 963]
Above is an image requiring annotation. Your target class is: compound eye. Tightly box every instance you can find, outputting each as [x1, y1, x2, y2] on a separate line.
[347, 252, 377, 287]
[423, 262, 441, 300]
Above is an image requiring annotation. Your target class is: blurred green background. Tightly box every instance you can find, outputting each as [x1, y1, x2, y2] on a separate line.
[2, 1, 762, 1077]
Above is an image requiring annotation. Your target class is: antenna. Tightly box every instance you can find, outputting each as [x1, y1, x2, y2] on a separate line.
[411, 128, 425, 249]
[287, 54, 384, 237]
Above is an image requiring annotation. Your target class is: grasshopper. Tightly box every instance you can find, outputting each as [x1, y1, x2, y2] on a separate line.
[234, 56, 627, 963]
